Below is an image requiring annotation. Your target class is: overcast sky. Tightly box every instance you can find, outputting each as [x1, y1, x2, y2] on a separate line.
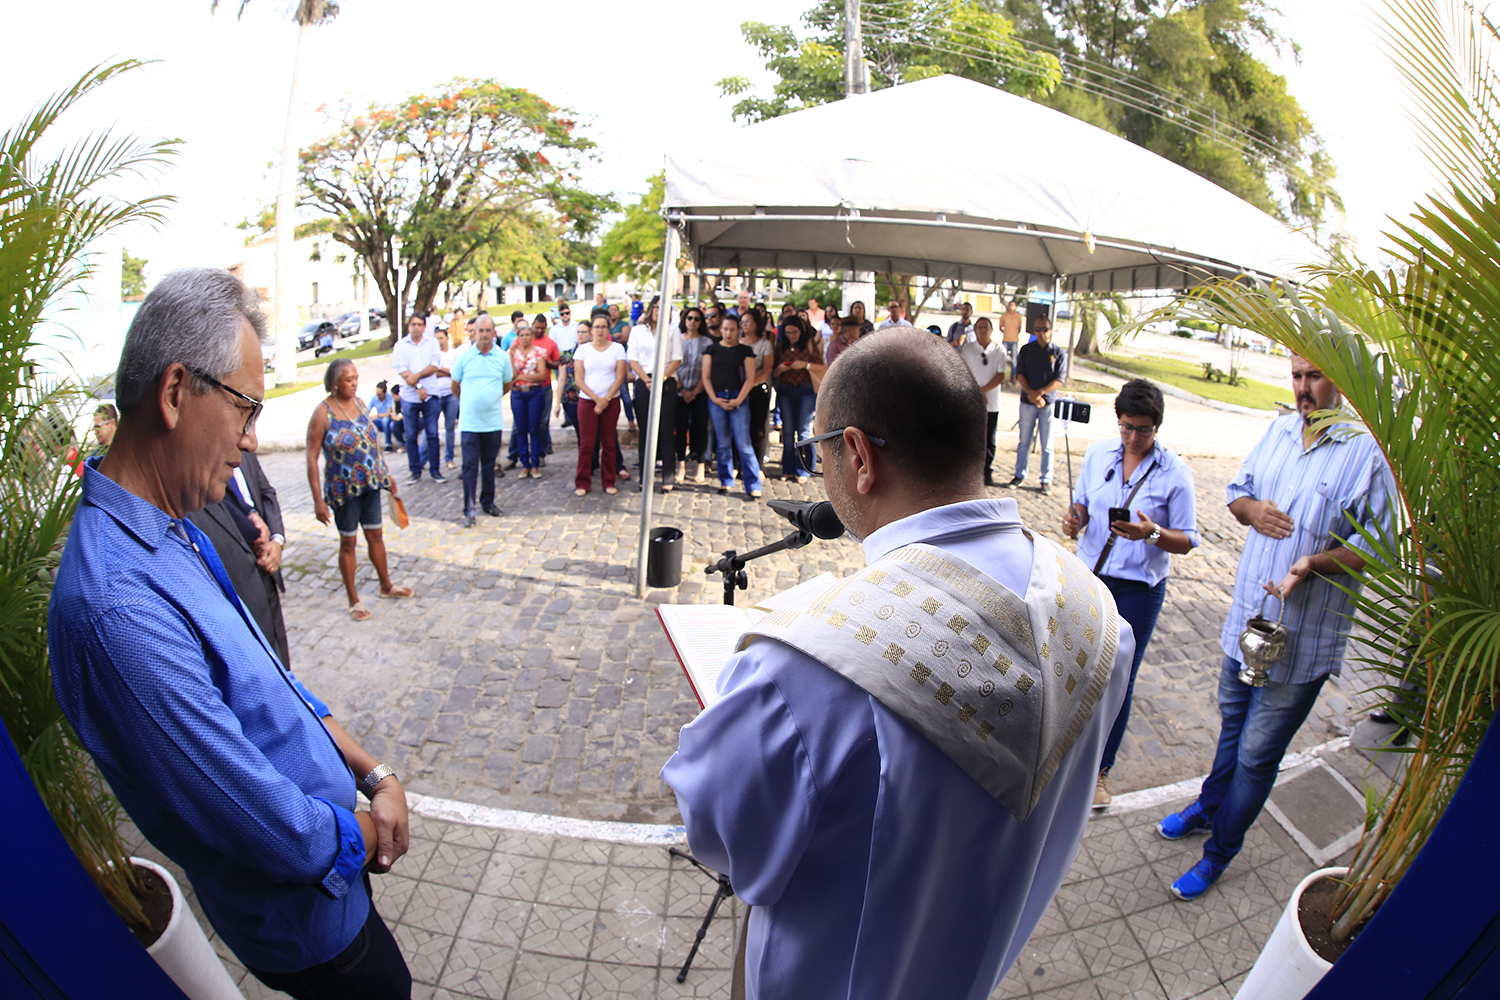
[0, 0, 1452, 283]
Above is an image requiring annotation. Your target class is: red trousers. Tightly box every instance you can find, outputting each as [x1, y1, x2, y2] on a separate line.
[575, 397, 621, 491]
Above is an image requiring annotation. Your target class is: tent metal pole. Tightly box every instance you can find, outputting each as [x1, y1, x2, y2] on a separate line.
[634, 225, 681, 599]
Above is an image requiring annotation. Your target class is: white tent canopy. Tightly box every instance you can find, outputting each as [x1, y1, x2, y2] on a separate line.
[664, 74, 1319, 293]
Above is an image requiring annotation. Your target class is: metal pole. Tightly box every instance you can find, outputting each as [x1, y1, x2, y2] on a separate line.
[635, 223, 681, 599]
[845, 0, 867, 97]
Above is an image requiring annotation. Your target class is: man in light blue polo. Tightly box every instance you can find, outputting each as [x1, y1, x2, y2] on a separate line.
[451, 314, 514, 528]
[1157, 353, 1396, 900]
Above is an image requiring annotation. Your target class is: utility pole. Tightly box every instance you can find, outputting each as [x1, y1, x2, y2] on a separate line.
[845, 0, 868, 97]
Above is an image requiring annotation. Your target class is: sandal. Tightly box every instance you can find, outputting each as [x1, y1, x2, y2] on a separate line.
[797, 476, 811, 485]
[349, 602, 372, 621]
[378, 585, 414, 599]
[661, 483, 674, 493]
[617, 468, 632, 481]
[575, 488, 587, 497]
[604, 486, 618, 495]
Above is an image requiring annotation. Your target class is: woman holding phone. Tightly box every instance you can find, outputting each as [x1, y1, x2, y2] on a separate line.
[1061, 379, 1199, 808]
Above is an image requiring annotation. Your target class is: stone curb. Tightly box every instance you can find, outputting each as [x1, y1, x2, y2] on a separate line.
[1075, 359, 1280, 417]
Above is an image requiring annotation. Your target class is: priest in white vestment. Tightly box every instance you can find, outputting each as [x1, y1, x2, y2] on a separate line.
[663, 331, 1133, 1000]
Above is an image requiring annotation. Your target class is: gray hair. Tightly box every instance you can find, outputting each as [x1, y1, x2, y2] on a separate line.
[115, 268, 267, 413]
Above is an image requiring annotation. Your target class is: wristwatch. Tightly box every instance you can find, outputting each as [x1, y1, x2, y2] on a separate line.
[1146, 526, 1163, 546]
[359, 763, 396, 798]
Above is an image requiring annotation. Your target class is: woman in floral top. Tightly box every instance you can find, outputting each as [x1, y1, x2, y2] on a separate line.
[509, 324, 552, 478]
[304, 358, 412, 620]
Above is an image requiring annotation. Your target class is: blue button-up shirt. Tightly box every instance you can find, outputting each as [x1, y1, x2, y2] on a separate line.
[1072, 438, 1200, 587]
[1220, 413, 1397, 685]
[50, 461, 368, 974]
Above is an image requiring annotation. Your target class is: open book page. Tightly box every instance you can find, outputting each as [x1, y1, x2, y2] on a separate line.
[657, 573, 839, 709]
[656, 605, 754, 709]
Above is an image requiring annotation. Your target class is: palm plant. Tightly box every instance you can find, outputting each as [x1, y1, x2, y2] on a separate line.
[0, 60, 177, 933]
[1144, 0, 1500, 944]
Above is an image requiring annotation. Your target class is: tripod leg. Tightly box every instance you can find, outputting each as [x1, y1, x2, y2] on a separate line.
[676, 876, 733, 983]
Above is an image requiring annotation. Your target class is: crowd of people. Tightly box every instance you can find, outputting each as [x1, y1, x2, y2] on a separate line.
[51, 265, 1399, 999]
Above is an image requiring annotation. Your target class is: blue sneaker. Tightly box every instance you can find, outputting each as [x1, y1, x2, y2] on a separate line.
[1157, 800, 1211, 840]
[1171, 857, 1228, 900]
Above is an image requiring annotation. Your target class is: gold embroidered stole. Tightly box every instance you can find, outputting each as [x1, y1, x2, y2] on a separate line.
[739, 539, 1121, 821]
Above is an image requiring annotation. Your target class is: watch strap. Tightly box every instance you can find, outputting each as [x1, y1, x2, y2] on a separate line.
[359, 763, 395, 797]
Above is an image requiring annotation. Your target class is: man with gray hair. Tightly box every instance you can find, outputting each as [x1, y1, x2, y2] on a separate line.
[49, 268, 413, 999]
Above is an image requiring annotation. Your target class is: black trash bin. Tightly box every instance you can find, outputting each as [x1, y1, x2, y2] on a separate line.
[647, 526, 684, 589]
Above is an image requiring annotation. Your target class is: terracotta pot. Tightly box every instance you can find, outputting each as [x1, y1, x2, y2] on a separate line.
[1234, 865, 1349, 1000]
[132, 857, 245, 1000]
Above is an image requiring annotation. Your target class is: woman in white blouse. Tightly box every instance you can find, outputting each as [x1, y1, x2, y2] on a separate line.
[572, 312, 629, 496]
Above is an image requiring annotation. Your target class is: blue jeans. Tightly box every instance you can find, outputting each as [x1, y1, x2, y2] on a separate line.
[438, 393, 459, 463]
[1098, 576, 1169, 771]
[776, 381, 817, 477]
[1198, 655, 1327, 866]
[402, 396, 441, 478]
[1014, 399, 1054, 484]
[372, 415, 394, 449]
[511, 389, 547, 468]
[709, 390, 762, 493]
[461, 430, 503, 516]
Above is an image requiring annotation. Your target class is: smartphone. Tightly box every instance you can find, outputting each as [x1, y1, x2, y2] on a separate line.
[1108, 507, 1132, 525]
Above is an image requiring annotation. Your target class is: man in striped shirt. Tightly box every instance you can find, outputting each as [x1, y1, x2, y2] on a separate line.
[1157, 354, 1397, 900]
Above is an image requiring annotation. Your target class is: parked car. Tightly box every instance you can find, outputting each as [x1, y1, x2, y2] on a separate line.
[299, 320, 337, 351]
[335, 312, 363, 335]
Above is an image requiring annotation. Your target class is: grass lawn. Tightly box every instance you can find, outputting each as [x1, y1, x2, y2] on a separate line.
[297, 337, 391, 368]
[265, 381, 325, 399]
[1092, 353, 1292, 411]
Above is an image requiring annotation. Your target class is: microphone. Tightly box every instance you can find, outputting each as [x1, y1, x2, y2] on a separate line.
[767, 499, 845, 540]
[1105, 468, 1116, 482]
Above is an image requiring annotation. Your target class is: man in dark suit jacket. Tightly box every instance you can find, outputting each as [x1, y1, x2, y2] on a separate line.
[186, 449, 291, 666]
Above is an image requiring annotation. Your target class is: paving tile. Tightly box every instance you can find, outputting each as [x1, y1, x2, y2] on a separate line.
[392, 923, 456, 986]
[1082, 816, 1151, 877]
[1032, 899, 1069, 938]
[400, 835, 441, 880]
[508, 951, 589, 1000]
[657, 964, 733, 999]
[495, 829, 559, 859]
[1032, 983, 1102, 1000]
[591, 910, 668, 966]
[442, 822, 502, 851]
[402, 879, 479, 937]
[1201, 919, 1264, 983]
[372, 872, 419, 924]
[666, 865, 733, 918]
[423, 841, 493, 892]
[437, 939, 517, 998]
[1101, 858, 1178, 917]
[989, 962, 1034, 997]
[456, 892, 532, 948]
[523, 903, 597, 960]
[600, 864, 671, 914]
[612, 842, 676, 869]
[538, 859, 611, 908]
[661, 915, 739, 971]
[477, 850, 549, 901]
[550, 837, 614, 865]
[1147, 940, 1221, 1000]
[1053, 877, 1124, 929]
[1207, 867, 1275, 922]
[1010, 931, 1093, 994]
[1071, 916, 1150, 977]
[582, 960, 661, 999]
[1093, 959, 1165, 1000]
[1125, 810, 1200, 865]
[1126, 901, 1201, 959]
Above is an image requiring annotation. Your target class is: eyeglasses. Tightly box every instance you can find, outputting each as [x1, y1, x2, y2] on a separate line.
[796, 427, 888, 449]
[1117, 422, 1156, 438]
[190, 367, 263, 435]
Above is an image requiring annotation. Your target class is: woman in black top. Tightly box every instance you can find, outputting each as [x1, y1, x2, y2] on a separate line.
[676, 307, 713, 483]
[700, 312, 763, 498]
[738, 309, 774, 466]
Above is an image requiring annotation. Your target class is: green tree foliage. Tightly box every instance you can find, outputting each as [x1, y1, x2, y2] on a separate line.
[1147, 0, 1498, 939]
[1001, 0, 1339, 228]
[121, 248, 147, 298]
[1, 61, 177, 935]
[282, 80, 611, 342]
[785, 276, 843, 311]
[597, 172, 667, 287]
[718, 1, 1061, 121]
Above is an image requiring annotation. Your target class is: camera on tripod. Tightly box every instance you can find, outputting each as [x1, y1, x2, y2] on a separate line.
[1052, 398, 1091, 423]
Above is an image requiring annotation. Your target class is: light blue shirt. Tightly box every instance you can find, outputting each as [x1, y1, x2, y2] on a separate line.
[450, 345, 514, 433]
[50, 461, 367, 974]
[663, 498, 1132, 1000]
[1220, 412, 1397, 684]
[1072, 438, 1200, 587]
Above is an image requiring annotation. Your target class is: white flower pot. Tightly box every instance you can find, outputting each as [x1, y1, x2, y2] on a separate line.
[1234, 865, 1349, 1000]
[133, 857, 245, 1000]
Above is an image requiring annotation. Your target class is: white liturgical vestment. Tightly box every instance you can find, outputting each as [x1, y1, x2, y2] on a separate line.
[662, 498, 1132, 1000]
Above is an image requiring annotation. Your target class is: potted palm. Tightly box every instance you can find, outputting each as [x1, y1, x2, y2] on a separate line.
[1140, 3, 1500, 994]
[1, 62, 238, 999]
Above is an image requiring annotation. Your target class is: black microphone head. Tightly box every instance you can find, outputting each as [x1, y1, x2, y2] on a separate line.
[807, 500, 846, 539]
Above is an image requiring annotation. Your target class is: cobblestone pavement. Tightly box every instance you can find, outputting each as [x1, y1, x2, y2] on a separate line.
[263, 423, 1373, 824]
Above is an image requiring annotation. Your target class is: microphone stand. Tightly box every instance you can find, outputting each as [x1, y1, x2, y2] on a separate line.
[669, 525, 817, 981]
[703, 527, 815, 606]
